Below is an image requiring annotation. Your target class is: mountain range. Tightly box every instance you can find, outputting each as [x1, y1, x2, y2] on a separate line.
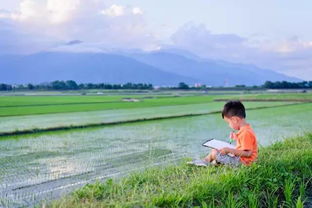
[0, 50, 300, 86]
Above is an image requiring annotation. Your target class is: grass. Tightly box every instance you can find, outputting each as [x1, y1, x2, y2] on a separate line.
[49, 133, 312, 208]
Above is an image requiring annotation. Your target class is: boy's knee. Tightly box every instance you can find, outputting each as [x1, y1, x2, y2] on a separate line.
[204, 149, 218, 162]
[209, 149, 218, 160]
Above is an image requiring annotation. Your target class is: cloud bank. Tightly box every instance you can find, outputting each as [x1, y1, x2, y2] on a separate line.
[0, 1, 311, 79]
[170, 23, 312, 79]
[0, 0, 158, 54]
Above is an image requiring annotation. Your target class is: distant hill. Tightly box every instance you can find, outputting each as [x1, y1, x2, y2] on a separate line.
[127, 51, 301, 86]
[0, 52, 196, 85]
[0, 50, 300, 86]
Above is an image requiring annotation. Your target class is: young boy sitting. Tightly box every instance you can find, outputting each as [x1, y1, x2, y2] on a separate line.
[204, 100, 258, 166]
[195, 101, 258, 166]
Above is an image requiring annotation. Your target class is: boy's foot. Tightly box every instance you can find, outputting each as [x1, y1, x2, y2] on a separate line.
[187, 159, 210, 167]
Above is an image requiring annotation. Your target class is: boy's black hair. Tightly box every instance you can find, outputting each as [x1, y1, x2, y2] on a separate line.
[221, 100, 246, 119]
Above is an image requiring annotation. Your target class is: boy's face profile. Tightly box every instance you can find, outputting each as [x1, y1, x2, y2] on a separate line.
[224, 116, 241, 130]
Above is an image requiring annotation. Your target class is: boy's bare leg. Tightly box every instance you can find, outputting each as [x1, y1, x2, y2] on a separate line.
[204, 149, 218, 163]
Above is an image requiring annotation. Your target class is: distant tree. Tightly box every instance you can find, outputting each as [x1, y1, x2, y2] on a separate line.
[0, 84, 12, 91]
[0, 81, 151, 91]
[98, 83, 105, 89]
[78, 83, 85, 89]
[86, 83, 96, 89]
[112, 84, 122, 89]
[27, 84, 35, 90]
[178, 82, 189, 89]
[51, 80, 66, 90]
[16, 84, 26, 90]
[105, 84, 113, 89]
[263, 80, 312, 89]
[0, 84, 6, 91]
[263, 81, 274, 89]
[65, 80, 78, 90]
[235, 85, 246, 88]
[123, 82, 133, 89]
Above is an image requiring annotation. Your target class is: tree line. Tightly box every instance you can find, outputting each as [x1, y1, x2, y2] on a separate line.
[166, 81, 312, 90]
[0, 80, 153, 91]
[0, 80, 311, 91]
[262, 81, 312, 89]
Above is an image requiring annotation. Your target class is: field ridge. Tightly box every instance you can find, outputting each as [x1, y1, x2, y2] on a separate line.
[215, 98, 312, 102]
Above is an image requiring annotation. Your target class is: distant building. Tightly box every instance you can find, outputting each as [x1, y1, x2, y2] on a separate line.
[194, 83, 202, 88]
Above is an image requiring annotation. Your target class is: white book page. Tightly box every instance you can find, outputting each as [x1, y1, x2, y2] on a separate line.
[202, 139, 235, 150]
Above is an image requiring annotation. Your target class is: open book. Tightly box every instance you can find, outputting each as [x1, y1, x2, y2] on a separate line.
[187, 139, 236, 167]
[202, 138, 235, 150]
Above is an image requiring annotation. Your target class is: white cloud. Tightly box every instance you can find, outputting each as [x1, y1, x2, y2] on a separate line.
[269, 37, 312, 53]
[171, 23, 312, 80]
[18, 0, 40, 19]
[171, 23, 249, 60]
[101, 4, 144, 17]
[132, 7, 143, 15]
[101, 4, 125, 17]
[47, 0, 81, 23]
[0, 0, 156, 54]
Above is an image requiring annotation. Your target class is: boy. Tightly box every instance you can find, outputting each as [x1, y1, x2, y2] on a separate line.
[204, 100, 258, 166]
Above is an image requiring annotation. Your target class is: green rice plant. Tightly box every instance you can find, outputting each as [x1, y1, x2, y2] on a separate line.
[0, 95, 217, 117]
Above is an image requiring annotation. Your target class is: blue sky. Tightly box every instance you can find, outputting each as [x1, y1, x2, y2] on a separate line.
[0, 0, 312, 79]
[118, 0, 312, 40]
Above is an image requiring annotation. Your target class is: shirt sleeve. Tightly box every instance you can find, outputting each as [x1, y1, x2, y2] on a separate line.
[239, 131, 255, 151]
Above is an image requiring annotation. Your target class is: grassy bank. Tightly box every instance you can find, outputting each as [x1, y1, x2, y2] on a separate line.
[49, 133, 312, 208]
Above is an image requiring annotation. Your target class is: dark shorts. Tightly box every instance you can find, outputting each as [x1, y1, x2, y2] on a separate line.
[216, 152, 242, 166]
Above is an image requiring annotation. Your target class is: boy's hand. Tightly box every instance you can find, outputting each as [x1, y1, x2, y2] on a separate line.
[230, 132, 238, 140]
[219, 147, 231, 155]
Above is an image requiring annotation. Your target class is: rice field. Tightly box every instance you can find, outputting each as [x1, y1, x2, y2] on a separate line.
[0, 91, 311, 207]
[0, 95, 216, 117]
[0, 101, 298, 135]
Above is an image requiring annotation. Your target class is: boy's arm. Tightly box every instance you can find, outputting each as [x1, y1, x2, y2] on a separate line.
[219, 147, 252, 157]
